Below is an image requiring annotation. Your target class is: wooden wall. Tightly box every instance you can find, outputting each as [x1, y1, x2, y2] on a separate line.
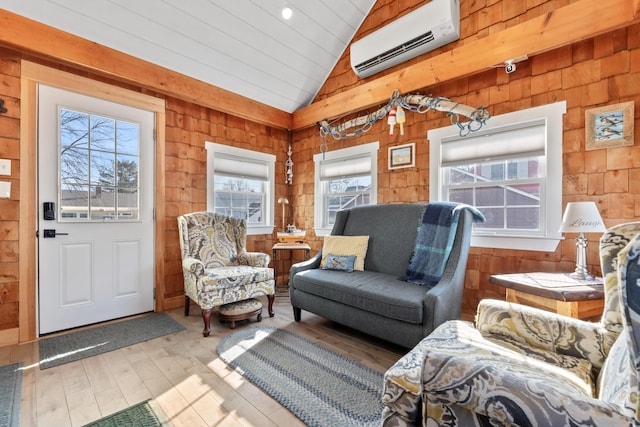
[162, 98, 289, 298]
[0, 50, 289, 341]
[0, 49, 20, 332]
[0, 0, 639, 340]
[289, 0, 640, 317]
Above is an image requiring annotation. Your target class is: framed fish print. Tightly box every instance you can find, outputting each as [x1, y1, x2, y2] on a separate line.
[585, 101, 634, 150]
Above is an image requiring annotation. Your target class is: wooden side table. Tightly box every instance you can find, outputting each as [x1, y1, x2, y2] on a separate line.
[272, 242, 310, 289]
[489, 272, 604, 320]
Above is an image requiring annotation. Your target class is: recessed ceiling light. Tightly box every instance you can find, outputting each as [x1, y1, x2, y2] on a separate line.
[281, 6, 293, 20]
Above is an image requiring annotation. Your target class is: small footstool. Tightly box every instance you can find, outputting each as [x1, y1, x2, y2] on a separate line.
[219, 298, 262, 329]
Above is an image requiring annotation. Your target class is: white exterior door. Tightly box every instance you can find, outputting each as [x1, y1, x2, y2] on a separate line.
[38, 84, 155, 335]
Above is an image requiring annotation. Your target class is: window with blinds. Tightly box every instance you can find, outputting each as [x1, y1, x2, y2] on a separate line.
[205, 142, 275, 235]
[429, 102, 566, 252]
[313, 142, 379, 235]
[442, 119, 546, 233]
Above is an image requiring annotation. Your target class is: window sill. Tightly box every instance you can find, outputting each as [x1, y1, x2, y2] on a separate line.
[247, 225, 275, 235]
[314, 228, 332, 237]
[472, 234, 562, 252]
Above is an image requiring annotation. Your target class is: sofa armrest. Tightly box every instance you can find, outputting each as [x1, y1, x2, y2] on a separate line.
[476, 299, 617, 370]
[237, 251, 270, 267]
[182, 257, 205, 276]
[382, 331, 439, 426]
[289, 251, 322, 278]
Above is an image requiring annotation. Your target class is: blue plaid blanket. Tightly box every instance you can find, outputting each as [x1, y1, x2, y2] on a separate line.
[406, 202, 485, 286]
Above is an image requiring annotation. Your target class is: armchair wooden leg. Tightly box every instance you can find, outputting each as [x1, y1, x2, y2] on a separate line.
[293, 307, 301, 322]
[201, 309, 212, 337]
[184, 295, 190, 316]
[267, 294, 275, 317]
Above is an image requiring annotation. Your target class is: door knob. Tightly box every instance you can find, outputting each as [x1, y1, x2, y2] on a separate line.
[42, 229, 69, 238]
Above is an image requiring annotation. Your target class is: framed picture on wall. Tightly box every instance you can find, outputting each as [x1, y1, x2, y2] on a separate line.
[585, 101, 634, 150]
[388, 143, 415, 170]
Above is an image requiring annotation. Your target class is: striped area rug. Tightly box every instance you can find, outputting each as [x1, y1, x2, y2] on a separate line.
[217, 327, 383, 427]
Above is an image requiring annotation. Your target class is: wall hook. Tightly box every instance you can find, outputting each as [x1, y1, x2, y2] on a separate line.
[0, 99, 7, 114]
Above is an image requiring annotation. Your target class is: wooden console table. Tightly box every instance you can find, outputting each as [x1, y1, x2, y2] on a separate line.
[490, 272, 604, 320]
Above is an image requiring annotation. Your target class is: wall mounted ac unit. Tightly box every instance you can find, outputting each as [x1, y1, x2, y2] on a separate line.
[350, 0, 460, 78]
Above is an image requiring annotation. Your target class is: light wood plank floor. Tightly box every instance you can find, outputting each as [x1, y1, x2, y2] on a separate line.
[1, 294, 407, 426]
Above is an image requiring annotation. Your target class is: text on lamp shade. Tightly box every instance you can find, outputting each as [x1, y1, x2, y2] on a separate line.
[569, 219, 602, 229]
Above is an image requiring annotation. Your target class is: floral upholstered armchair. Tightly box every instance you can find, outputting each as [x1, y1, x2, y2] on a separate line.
[177, 212, 275, 336]
[382, 222, 640, 426]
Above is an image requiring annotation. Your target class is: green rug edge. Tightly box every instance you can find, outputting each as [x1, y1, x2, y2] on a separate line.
[82, 399, 169, 427]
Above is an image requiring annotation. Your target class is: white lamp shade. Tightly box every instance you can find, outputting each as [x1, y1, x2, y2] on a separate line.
[559, 202, 606, 233]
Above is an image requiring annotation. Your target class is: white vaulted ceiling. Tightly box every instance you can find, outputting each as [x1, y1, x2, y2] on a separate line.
[1, 0, 377, 113]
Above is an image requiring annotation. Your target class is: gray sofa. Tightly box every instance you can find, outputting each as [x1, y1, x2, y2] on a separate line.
[289, 203, 476, 348]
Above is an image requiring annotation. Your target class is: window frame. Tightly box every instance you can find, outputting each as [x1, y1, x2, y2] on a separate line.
[428, 101, 566, 251]
[313, 142, 379, 236]
[205, 142, 275, 235]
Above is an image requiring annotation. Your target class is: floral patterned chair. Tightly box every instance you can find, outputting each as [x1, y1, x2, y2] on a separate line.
[177, 212, 275, 336]
[382, 222, 640, 426]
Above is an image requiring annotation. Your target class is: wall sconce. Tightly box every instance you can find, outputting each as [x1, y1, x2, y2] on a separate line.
[559, 202, 607, 280]
[278, 197, 289, 232]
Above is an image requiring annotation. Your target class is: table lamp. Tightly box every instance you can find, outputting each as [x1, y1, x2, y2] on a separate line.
[278, 197, 289, 232]
[559, 201, 606, 280]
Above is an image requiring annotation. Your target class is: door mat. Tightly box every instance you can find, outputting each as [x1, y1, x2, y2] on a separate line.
[39, 312, 185, 369]
[82, 399, 168, 427]
[0, 362, 22, 427]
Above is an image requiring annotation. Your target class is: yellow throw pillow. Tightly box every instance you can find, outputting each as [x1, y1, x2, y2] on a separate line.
[321, 235, 369, 271]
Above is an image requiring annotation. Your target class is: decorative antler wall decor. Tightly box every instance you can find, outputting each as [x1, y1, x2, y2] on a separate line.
[317, 89, 490, 155]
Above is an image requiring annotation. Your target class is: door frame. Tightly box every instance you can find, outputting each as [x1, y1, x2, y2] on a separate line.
[19, 61, 167, 342]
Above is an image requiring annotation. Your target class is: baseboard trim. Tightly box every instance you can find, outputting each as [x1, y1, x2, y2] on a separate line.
[0, 327, 19, 347]
[161, 295, 184, 311]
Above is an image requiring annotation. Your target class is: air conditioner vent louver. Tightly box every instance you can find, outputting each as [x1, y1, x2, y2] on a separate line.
[355, 31, 435, 74]
[350, 0, 460, 78]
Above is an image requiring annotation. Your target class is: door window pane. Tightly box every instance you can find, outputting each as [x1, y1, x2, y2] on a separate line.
[59, 109, 140, 221]
[89, 115, 115, 151]
[117, 121, 140, 155]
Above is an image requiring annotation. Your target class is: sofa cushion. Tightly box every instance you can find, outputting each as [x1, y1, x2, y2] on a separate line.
[321, 235, 369, 271]
[322, 254, 357, 272]
[292, 269, 426, 323]
[203, 266, 273, 289]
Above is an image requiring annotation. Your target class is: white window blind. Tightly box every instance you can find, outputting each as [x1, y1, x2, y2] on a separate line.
[319, 154, 372, 180]
[214, 154, 269, 181]
[441, 119, 546, 167]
